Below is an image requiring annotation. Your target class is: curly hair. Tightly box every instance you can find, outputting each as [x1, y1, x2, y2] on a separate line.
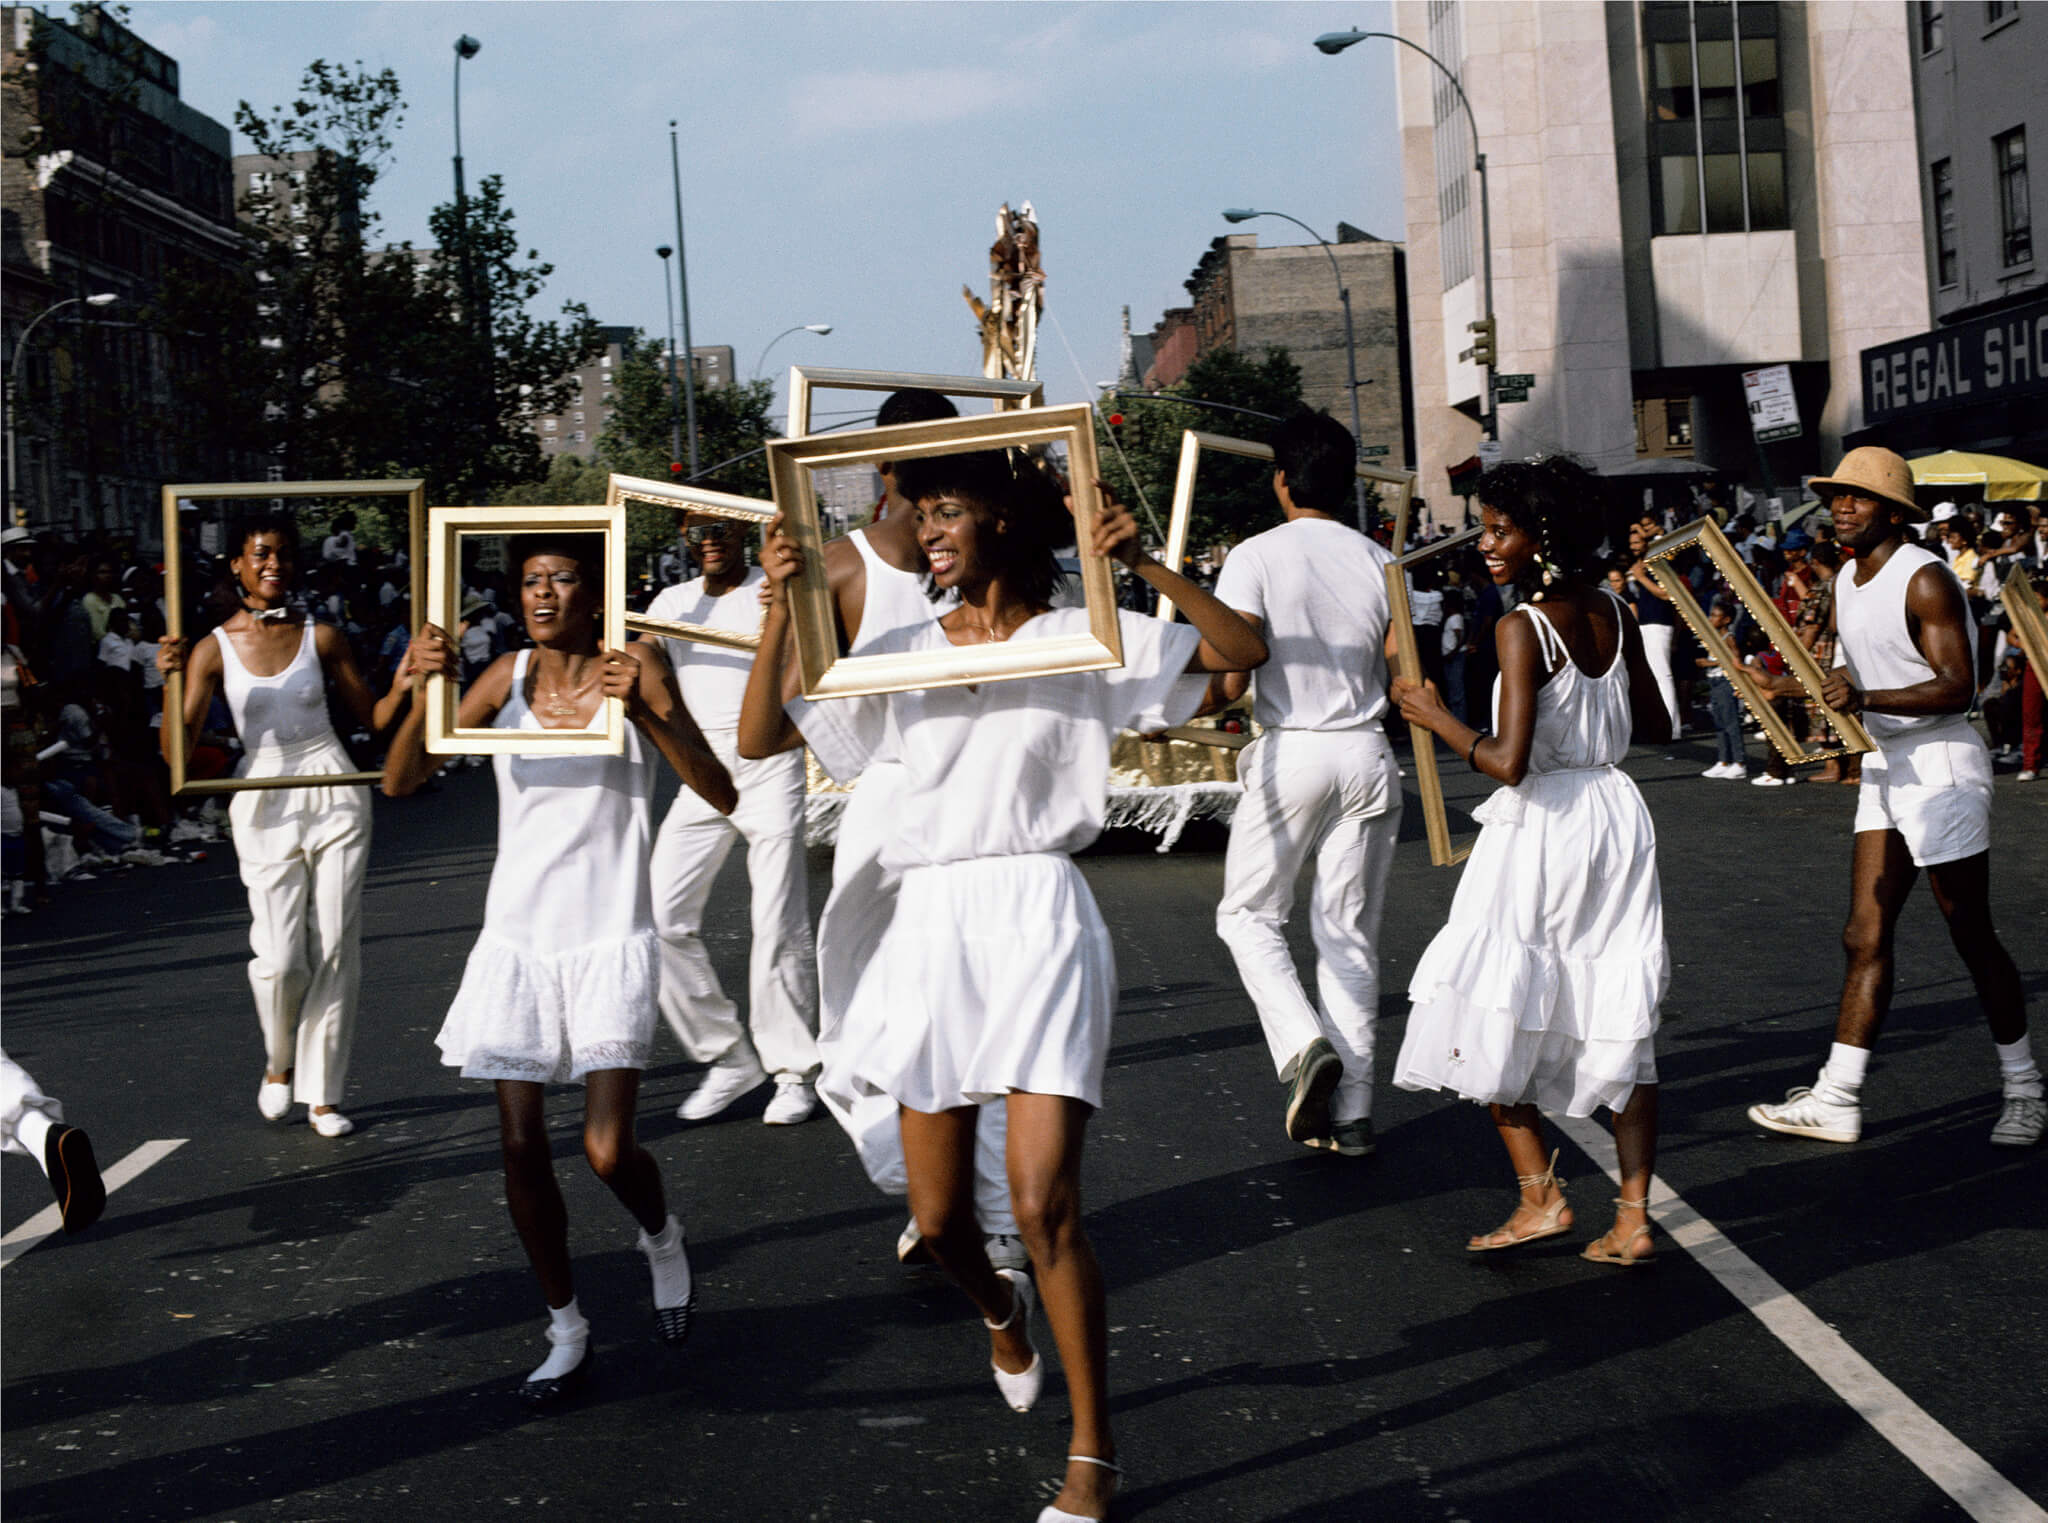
[892, 448, 1070, 608]
[1473, 455, 1606, 596]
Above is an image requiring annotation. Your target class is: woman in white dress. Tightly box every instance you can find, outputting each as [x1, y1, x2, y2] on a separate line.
[739, 453, 1265, 1523]
[1390, 458, 1672, 1268]
[384, 533, 735, 1407]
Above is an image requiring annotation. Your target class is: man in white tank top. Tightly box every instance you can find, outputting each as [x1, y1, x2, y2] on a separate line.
[643, 512, 820, 1127]
[1211, 412, 1403, 1157]
[808, 389, 1025, 1273]
[1749, 448, 2041, 1149]
[157, 514, 412, 1138]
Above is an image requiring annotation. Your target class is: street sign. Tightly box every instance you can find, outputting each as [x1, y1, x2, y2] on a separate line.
[1742, 363, 1802, 444]
[1494, 373, 1535, 390]
[1494, 386, 1530, 403]
[1360, 445, 1391, 459]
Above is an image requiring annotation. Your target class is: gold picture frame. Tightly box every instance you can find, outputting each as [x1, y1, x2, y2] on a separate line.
[609, 474, 775, 652]
[2002, 564, 2048, 686]
[1387, 527, 1483, 866]
[1641, 517, 1874, 764]
[764, 404, 1122, 699]
[1155, 430, 1416, 623]
[423, 505, 628, 756]
[160, 478, 426, 797]
[784, 365, 1042, 439]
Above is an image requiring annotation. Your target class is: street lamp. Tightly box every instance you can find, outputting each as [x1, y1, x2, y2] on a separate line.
[752, 323, 832, 381]
[452, 35, 491, 453]
[655, 246, 683, 471]
[667, 121, 700, 478]
[1221, 208, 1370, 527]
[6, 292, 118, 506]
[1315, 27, 1496, 442]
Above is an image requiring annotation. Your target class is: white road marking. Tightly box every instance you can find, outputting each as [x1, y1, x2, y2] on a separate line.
[1553, 1113, 2046, 1523]
[0, 1139, 187, 1269]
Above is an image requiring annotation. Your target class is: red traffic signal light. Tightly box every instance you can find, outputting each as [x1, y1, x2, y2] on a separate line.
[669, 461, 684, 475]
[1107, 413, 1124, 427]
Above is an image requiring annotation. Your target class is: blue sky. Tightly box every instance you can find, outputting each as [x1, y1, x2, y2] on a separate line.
[126, 1, 1403, 419]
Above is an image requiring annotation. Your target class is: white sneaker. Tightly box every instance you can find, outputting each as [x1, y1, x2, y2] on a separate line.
[676, 1053, 766, 1122]
[1990, 1095, 2045, 1147]
[2019, 770, 2039, 782]
[1751, 773, 1794, 787]
[896, 1217, 933, 1265]
[762, 1076, 818, 1126]
[1701, 763, 1729, 778]
[258, 1080, 292, 1121]
[1749, 1085, 1861, 1143]
[984, 1233, 1029, 1273]
[309, 1108, 355, 1137]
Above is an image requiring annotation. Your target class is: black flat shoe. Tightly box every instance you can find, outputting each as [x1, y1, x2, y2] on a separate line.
[517, 1345, 592, 1411]
[45, 1125, 106, 1235]
[655, 1291, 698, 1347]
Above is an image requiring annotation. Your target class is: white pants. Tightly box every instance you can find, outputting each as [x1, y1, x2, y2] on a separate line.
[815, 762, 1015, 1235]
[650, 732, 819, 1078]
[1, 1050, 62, 1158]
[229, 758, 371, 1108]
[1217, 728, 1402, 1123]
[1640, 623, 1680, 734]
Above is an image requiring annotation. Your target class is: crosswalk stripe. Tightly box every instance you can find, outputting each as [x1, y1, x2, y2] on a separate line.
[0, 1138, 187, 1269]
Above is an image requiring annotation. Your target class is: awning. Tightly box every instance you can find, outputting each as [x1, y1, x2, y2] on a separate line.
[1907, 450, 2048, 501]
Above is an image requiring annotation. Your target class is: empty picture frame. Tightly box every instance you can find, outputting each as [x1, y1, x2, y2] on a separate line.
[609, 474, 775, 651]
[2002, 564, 2048, 686]
[1155, 430, 1417, 622]
[159, 478, 426, 796]
[784, 365, 1043, 439]
[423, 504, 628, 755]
[1386, 526, 1483, 866]
[1641, 516, 1874, 764]
[764, 403, 1122, 699]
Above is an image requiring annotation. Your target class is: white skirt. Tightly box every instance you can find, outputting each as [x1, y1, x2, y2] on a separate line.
[1393, 767, 1666, 1118]
[843, 852, 1116, 1113]
[435, 928, 660, 1083]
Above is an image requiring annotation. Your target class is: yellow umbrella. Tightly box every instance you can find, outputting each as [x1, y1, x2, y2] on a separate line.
[1907, 450, 2048, 501]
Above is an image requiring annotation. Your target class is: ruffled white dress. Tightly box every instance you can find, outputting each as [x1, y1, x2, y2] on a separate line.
[795, 607, 1204, 1113]
[435, 651, 661, 1083]
[1394, 595, 1666, 1118]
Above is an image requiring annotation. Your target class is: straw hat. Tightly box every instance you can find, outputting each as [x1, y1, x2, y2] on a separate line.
[1808, 446, 1923, 521]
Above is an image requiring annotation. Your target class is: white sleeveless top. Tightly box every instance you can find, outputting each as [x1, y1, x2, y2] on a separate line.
[1834, 542, 1977, 751]
[213, 621, 337, 756]
[849, 527, 936, 653]
[1493, 592, 1634, 774]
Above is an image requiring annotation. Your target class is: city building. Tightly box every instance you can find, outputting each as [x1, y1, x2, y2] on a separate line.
[1391, 0, 1934, 523]
[3, 4, 247, 540]
[1849, 0, 2044, 461]
[533, 337, 735, 459]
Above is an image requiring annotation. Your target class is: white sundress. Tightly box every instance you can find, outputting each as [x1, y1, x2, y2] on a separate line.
[435, 651, 661, 1083]
[1393, 593, 1667, 1118]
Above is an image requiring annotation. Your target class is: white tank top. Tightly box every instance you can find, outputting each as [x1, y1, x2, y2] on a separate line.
[213, 621, 338, 756]
[1834, 542, 1977, 750]
[1491, 592, 1634, 774]
[849, 527, 936, 652]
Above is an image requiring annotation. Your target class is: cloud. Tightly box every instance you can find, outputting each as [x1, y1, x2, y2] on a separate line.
[788, 67, 1007, 139]
[136, 11, 219, 63]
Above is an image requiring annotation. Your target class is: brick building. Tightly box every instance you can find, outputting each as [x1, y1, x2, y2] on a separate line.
[533, 337, 735, 459]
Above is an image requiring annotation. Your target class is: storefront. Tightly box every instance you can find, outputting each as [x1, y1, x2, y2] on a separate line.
[1849, 296, 2048, 464]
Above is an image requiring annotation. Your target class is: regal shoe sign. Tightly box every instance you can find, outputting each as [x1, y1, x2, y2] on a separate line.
[1861, 296, 2048, 425]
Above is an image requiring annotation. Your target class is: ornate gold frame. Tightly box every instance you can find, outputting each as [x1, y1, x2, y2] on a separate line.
[1387, 527, 1483, 866]
[784, 365, 1042, 439]
[423, 505, 628, 755]
[609, 474, 775, 652]
[160, 478, 425, 796]
[2003, 564, 2048, 683]
[1641, 517, 1874, 764]
[1155, 430, 1416, 622]
[764, 404, 1121, 699]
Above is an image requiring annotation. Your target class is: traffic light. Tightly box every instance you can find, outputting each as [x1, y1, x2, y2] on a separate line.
[1468, 315, 1497, 369]
[670, 461, 685, 476]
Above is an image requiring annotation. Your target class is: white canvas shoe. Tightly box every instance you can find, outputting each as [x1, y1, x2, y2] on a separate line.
[762, 1076, 818, 1125]
[1990, 1095, 2045, 1147]
[258, 1080, 292, 1122]
[676, 1053, 766, 1122]
[1749, 1085, 1861, 1143]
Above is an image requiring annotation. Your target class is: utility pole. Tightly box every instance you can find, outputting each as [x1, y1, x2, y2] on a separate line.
[668, 122, 700, 478]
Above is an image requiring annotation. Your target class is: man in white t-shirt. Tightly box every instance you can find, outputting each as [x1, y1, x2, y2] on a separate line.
[1211, 411, 1404, 1157]
[641, 512, 820, 1127]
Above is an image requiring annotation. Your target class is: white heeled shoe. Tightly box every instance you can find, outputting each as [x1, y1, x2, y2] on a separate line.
[984, 1267, 1042, 1412]
[1036, 1454, 1122, 1522]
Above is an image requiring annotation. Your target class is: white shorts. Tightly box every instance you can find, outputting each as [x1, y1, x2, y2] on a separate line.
[1852, 739, 1993, 867]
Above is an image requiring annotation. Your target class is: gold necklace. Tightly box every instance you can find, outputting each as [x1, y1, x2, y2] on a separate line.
[534, 661, 599, 720]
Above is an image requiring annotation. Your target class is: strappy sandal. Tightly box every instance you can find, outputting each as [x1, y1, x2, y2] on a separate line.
[1581, 1196, 1656, 1267]
[1037, 1454, 1122, 1523]
[1466, 1150, 1572, 1252]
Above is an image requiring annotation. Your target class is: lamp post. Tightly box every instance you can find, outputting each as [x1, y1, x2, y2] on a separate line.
[655, 246, 683, 471]
[1221, 208, 1370, 527]
[667, 121, 700, 478]
[752, 323, 832, 381]
[6, 292, 118, 508]
[1315, 27, 1496, 443]
[452, 34, 492, 464]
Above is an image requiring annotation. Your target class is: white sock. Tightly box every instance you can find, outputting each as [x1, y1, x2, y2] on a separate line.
[526, 1298, 589, 1383]
[1818, 1043, 1869, 1103]
[638, 1214, 692, 1309]
[1995, 1036, 2043, 1100]
[15, 1110, 55, 1174]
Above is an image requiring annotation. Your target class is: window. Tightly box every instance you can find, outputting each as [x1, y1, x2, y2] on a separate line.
[1984, 0, 2013, 20]
[541, 418, 557, 433]
[1932, 158, 1958, 284]
[1427, 0, 1473, 289]
[1646, 2, 1788, 236]
[1666, 399, 1694, 448]
[1919, 2, 1946, 50]
[1996, 128, 2030, 265]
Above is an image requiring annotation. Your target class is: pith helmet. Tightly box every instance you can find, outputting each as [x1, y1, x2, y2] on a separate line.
[1808, 447, 1923, 522]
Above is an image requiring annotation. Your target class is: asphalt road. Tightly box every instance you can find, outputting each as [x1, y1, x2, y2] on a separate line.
[3, 735, 2045, 1523]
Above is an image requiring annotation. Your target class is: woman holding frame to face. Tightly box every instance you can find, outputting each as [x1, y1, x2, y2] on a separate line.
[739, 452, 1266, 1523]
[383, 532, 735, 1409]
[1390, 457, 1674, 1269]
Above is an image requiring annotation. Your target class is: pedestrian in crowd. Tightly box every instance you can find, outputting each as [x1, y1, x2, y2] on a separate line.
[382, 531, 737, 1408]
[1698, 598, 1749, 779]
[1441, 578, 1469, 724]
[1749, 447, 2041, 1150]
[1626, 529, 1682, 735]
[642, 509, 821, 1128]
[1392, 455, 1672, 1268]
[1210, 411, 1404, 1157]
[1, 1049, 104, 1234]
[739, 457, 1265, 1523]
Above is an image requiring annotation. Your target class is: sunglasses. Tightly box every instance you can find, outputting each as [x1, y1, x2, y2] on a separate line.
[684, 523, 740, 546]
